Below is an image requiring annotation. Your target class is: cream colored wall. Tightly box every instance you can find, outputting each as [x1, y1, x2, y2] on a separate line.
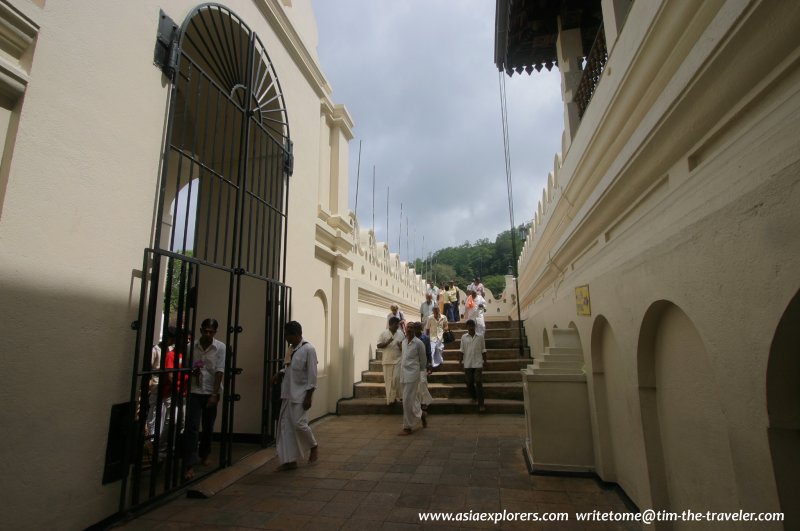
[0, 1, 174, 528]
[0, 0, 411, 528]
[515, 0, 800, 521]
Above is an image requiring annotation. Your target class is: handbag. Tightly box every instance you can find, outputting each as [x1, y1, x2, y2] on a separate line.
[443, 330, 455, 343]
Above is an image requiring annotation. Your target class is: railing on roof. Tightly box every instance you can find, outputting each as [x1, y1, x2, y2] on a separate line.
[575, 23, 608, 119]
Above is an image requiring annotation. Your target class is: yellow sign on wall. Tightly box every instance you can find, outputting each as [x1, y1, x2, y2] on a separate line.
[575, 285, 591, 316]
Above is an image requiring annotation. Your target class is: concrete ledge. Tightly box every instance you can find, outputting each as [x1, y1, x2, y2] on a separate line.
[187, 447, 277, 498]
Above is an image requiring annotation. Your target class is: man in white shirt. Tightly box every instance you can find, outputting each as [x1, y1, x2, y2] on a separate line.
[425, 306, 449, 368]
[183, 318, 227, 481]
[276, 320, 319, 470]
[474, 277, 486, 298]
[420, 293, 435, 323]
[399, 323, 428, 435]
[377, 317, 404, 404]
[459, 319, 488, 412]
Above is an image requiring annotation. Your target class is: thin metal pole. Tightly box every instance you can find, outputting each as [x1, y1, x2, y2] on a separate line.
[354, 140, 362, 220]
[399, 202, 402, 260]
[499, 71, 525, 358]
[386, 186, 389, 250]
[406, 217, 409, 265]
[371, 166, 375, 235]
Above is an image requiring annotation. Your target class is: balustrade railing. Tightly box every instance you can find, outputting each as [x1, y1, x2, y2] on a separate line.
[575, 24, 608, 118]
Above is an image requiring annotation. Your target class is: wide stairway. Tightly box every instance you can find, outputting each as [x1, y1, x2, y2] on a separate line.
[337, 320, 530, 415]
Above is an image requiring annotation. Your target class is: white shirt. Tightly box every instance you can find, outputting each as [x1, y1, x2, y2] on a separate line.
[425, 314, 447, 342]
[420, 300, 435, 322]
[192, 338, 226, 395]
[281, 341, 318, 403]
[460, 332, 486, 368]
[149, 345, 162, 388]
[378, 329, 404, 364]
[400, 337, 427, 383]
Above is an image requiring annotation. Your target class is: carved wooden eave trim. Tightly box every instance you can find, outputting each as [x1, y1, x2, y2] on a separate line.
[254, 0, 332, 99]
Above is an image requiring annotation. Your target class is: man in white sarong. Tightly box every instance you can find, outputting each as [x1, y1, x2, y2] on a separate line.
[399, 323, 427, 435]
[377, 317, 404, 404]
[275, 320, 319, 470]
[425, 306, 448, 368]
[472, 291, 487, 336]
[413, 322, 434, 413]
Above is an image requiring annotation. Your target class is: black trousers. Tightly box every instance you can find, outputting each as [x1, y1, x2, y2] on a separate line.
[464, 368, 484, 406]
[184, 393, 218, 467]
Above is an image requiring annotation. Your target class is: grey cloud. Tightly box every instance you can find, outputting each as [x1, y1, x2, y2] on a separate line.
[312, 0, 562, 256]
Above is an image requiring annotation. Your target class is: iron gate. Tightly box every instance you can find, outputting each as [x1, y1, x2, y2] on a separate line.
[121, 4, 293, 511]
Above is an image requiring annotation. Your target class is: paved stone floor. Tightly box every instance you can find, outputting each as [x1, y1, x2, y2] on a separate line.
[119, 414, 640, 530]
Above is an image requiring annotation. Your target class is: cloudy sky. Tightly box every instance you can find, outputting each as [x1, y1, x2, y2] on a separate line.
[310, 0, 563, 261]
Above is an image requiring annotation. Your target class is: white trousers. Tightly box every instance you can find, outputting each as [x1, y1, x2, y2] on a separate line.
[417, 371, 433, 407]
[431, 339, 444, 367]
[402, 380, 422, 429]
[276, 400, 318, 464]
[382, 362, 401, 404]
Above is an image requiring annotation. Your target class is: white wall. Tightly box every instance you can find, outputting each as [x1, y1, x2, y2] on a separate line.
[515, 0, 800, 521]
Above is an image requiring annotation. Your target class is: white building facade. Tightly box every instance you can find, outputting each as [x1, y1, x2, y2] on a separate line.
[0, 1, 424, 528]
[497, 0, 800, 527]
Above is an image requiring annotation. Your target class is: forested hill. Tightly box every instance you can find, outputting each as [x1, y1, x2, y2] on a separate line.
[412, 225, 529, 297]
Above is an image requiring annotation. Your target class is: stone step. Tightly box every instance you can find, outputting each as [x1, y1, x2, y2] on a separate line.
[552, 328, 582, 349]
[353, 382, 523, 400]
[543, 347, 581, 357]
[447, 320, 520, 330]
[361, 370, 523, 384]
[445, 328, 525, 339]
[337, 397, 524, 415]
[450, 337, 528, 349]
[532, 359, 582, 369]
[369, 359, 531, 372]
[376, 348, 531, 362]
[528, 366, 585, 376]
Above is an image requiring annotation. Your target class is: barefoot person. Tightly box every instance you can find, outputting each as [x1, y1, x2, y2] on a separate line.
[399, 321, 427, 435]
[183, 318, 226, 481]
[276, 321, 319, 470]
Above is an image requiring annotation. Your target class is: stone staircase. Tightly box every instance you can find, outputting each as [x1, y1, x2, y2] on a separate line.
[530, 327, 584, 375]
[337, 320, 530, 415]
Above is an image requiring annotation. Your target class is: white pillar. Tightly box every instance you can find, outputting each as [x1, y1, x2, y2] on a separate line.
[556, 21, 583, 153]
[601, 0, 632, 53]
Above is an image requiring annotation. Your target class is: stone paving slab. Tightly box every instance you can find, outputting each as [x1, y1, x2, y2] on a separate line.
[118, 414, 640, 530]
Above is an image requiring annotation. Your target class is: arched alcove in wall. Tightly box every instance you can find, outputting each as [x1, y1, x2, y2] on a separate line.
[310, 290, 329, 372]
[638, 301, 737, 513]
[766, 288, 800, 528]
[590, 315, 617, 482]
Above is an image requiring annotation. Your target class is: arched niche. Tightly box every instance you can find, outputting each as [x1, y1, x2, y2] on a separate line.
[590, 315, 617, 482]
[637, 301, 737, 513]
[766, 288, 800, 528]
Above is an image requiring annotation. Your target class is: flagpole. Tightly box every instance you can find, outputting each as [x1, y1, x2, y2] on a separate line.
[386, 186, 390, 252]
[353, 140, 362, 220]
[399, 202, 403, 261]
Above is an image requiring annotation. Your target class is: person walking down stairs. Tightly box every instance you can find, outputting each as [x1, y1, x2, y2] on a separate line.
[459, 319, 488, 413]
[376, 317, 404, 405]
[399, 323, 428, 435]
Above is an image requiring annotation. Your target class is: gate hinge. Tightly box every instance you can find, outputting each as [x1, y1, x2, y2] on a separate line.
[283, 141, 294, 177]
[154, 10, 180, 78]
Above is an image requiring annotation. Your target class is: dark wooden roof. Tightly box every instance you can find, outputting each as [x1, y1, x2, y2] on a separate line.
[495, 0, 603, 75]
